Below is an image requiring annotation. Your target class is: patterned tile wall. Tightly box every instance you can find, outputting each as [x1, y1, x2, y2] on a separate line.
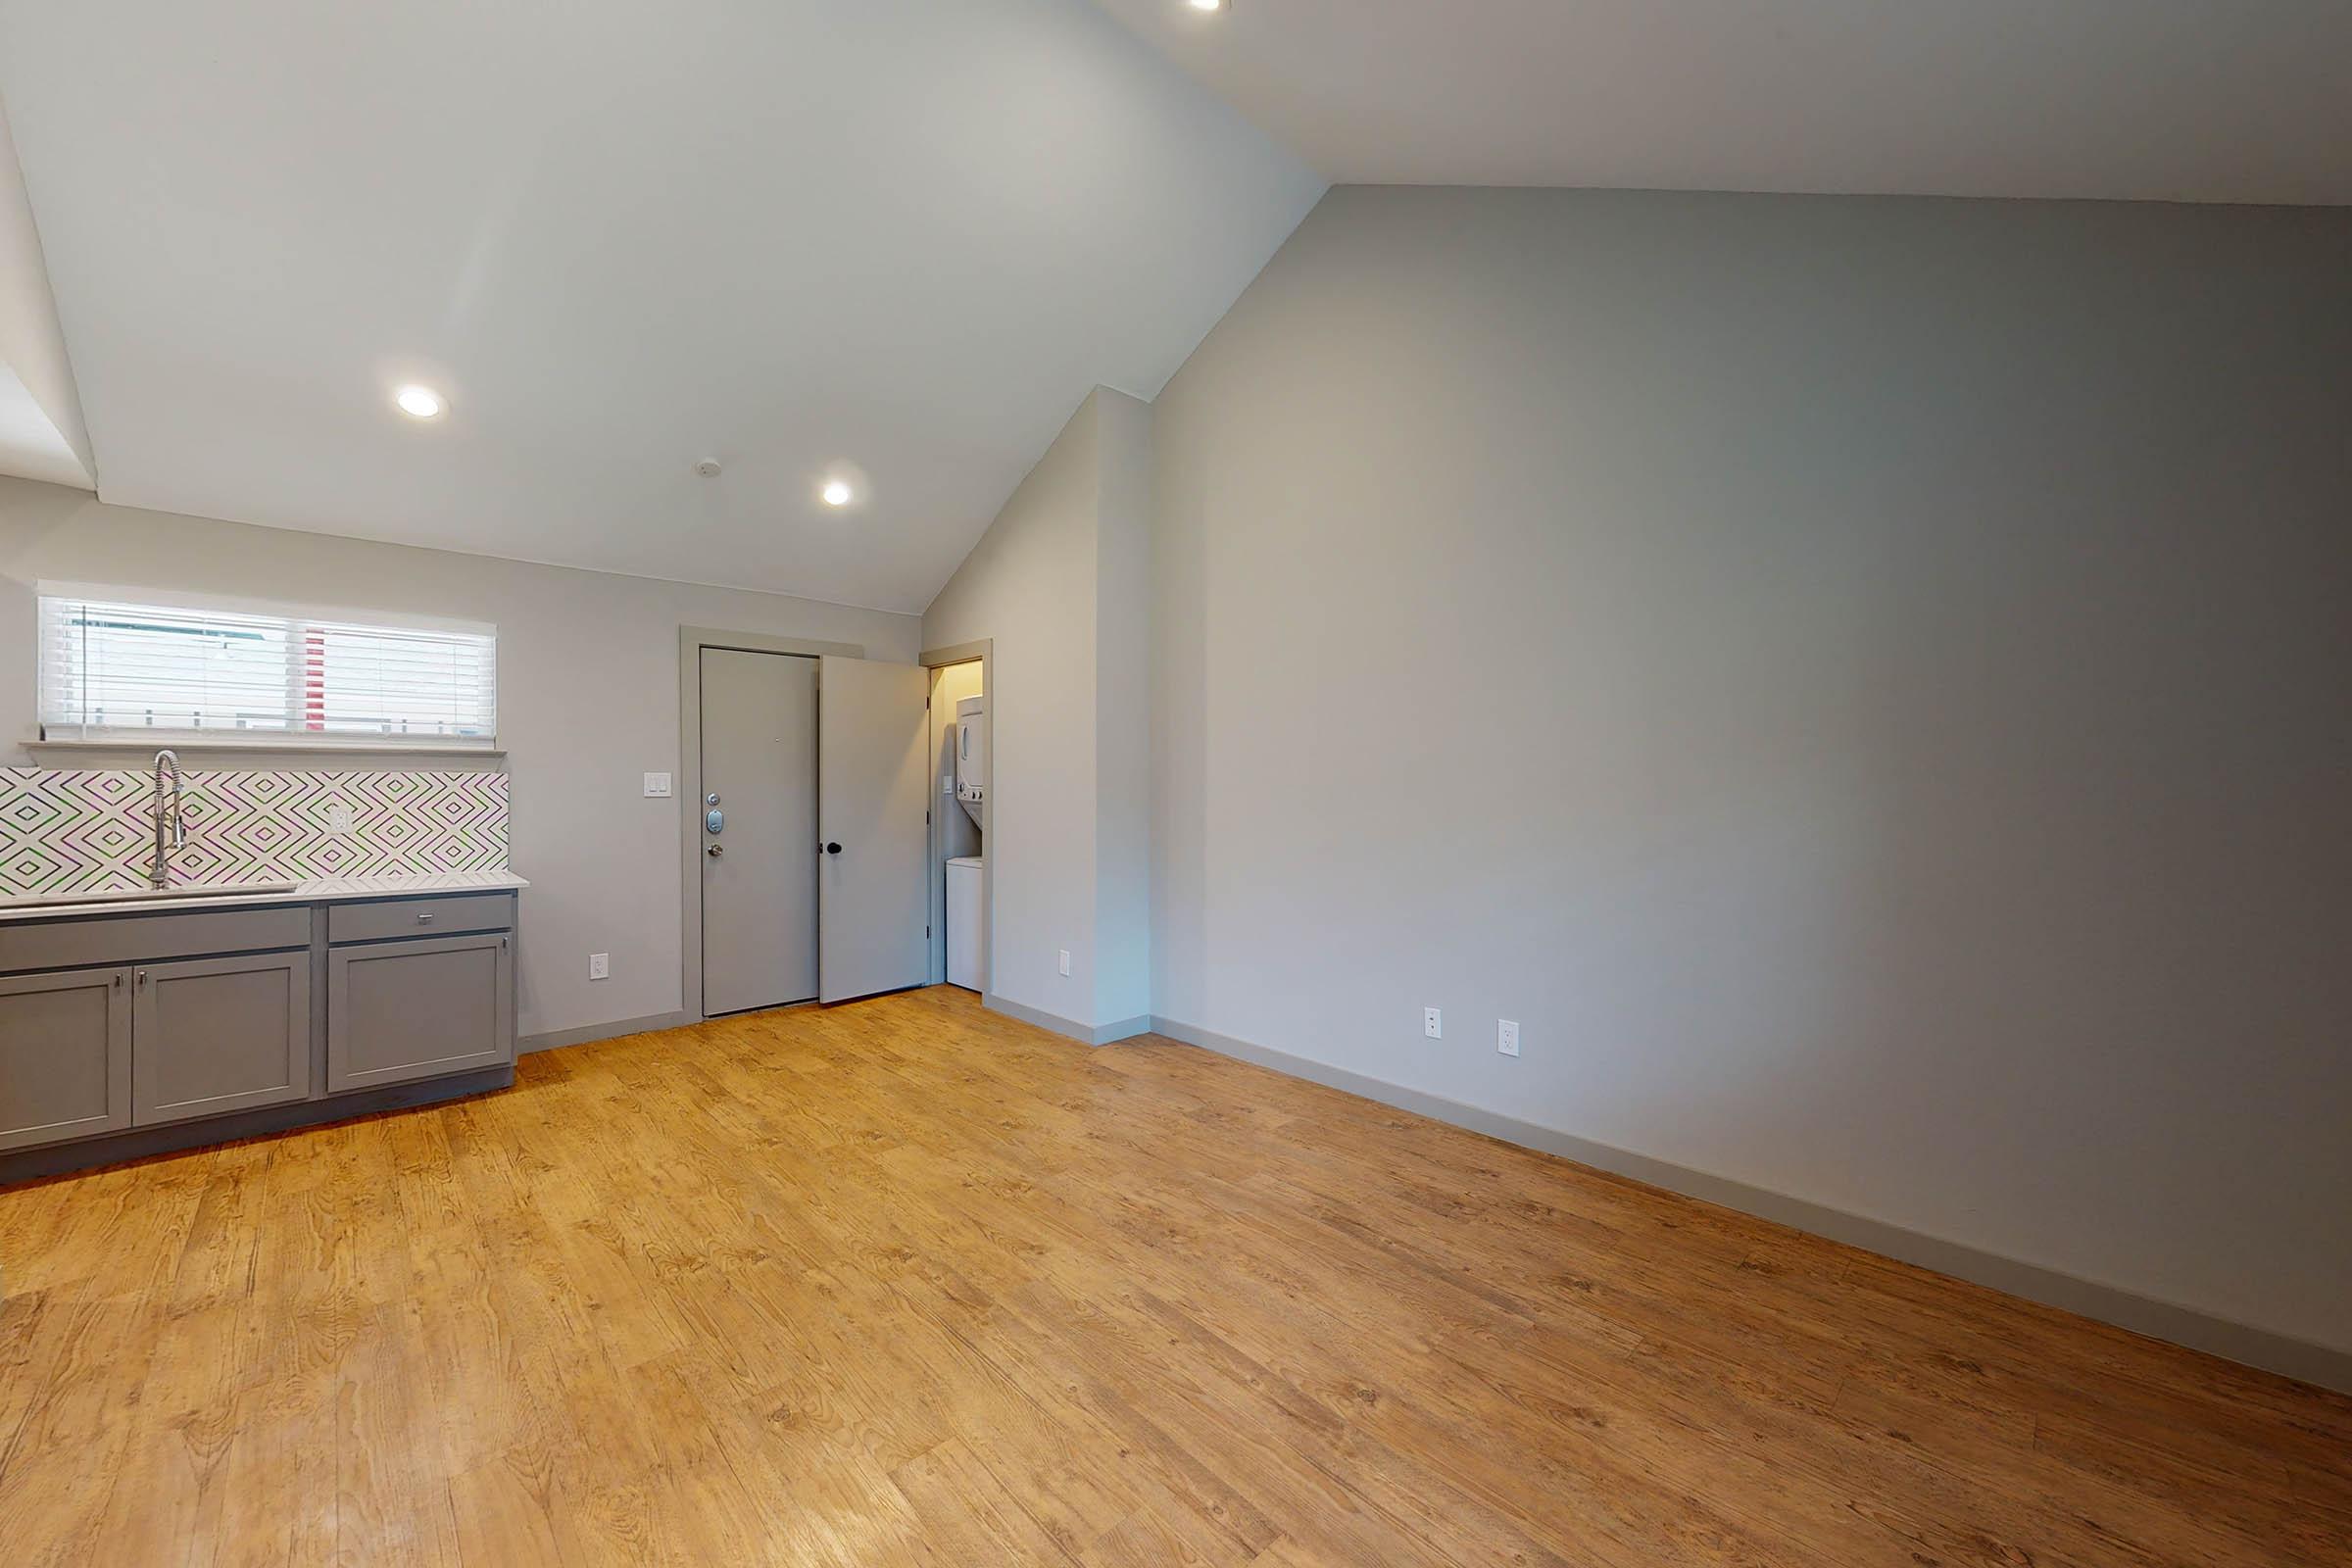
[0, 767, 509, 896]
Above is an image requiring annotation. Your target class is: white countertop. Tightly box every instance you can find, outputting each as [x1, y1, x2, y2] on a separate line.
[0, 869, 528, 923]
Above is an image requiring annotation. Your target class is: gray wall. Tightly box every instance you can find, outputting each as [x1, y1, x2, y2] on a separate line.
[1091, 390, 1153, 1029]
[923, 388, 1152, 1033]
[1149, 187, 2352, 1353]
[0, 475, 920, 1040]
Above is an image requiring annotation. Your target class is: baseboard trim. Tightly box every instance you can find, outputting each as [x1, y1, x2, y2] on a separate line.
[985, 994, 1151, 1047]
[1147, 1014, 2352, 1396]
[519, 1010, 694, 1055]
[0, 1066, 514, 1188]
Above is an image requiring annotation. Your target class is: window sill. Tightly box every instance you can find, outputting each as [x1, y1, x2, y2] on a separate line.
[24, 736, 507, 763]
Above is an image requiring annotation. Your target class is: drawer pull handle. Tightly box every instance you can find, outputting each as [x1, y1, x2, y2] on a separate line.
[416, 912, 435, 924]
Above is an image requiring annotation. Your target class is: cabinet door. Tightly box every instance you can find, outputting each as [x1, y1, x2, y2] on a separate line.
[0, 967, 132, 1151]
[132, 952, 314, 1127]
[327, 932, 513, 1094]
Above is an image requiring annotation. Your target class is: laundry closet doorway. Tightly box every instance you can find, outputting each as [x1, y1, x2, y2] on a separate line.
[923, 644, 990, 993]
[679, 628, 932, 1019]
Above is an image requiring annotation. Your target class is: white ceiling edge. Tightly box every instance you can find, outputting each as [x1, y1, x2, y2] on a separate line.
[1086, 0, 2352, 206]
[0, 96, 91, 488]
[0, 368, 90, 488]
[0, 466, 928, 624]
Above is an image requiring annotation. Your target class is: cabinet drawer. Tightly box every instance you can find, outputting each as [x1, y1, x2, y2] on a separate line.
[326, 931, 513, 1092]
[327, 893, 514, 946]
[0, 906, 311, 974]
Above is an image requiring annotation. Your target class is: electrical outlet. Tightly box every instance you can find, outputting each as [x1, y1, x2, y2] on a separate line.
[1424, 1006, 1443, 1040]
[1057, 949, 1072, 977]
[643, 773, 673, 799]
[1497, 1019, 1521, 1057]
[588, 953, 611, 981]
[324, 802, 355, 836]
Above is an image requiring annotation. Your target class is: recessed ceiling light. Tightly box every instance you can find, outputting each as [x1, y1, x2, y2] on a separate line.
[821, 479, 854, 508]
[394, 384, 445, 419]
[1188, 0, 1226, 11]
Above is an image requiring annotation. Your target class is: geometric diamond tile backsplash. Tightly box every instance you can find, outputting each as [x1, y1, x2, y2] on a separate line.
[0, 767, 508, 896]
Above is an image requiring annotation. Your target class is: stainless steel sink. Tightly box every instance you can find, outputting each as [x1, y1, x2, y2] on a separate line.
[0, 881, 301, 909]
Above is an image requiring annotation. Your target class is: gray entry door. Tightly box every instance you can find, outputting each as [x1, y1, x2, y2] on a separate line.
[701, 648, 819, 1015]
[817, 655, 930, 1004]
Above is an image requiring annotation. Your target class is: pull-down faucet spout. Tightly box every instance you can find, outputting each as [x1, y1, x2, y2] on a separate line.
[149, 749, 186, 891]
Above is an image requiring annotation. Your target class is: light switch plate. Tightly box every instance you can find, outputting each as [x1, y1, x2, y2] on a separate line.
[644, 773, 673, 798]
[1058, 949, 1072, 977]
[944, 774, 956, 795]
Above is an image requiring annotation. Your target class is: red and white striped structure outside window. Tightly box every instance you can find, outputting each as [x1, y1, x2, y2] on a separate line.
[36, 587, 496, 748]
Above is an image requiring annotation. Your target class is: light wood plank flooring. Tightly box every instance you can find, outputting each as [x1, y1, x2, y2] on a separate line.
[2, 986, 2346, 1565]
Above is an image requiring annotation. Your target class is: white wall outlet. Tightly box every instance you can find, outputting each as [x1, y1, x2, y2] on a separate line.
[324, 802, 355, 836]
[1497, 1018, 1521, 1057]
[1058, 949, 1072, 977]
[643, 773, 673, 799]
[588, 953, 611, 981]
[1424, 1006, 1443, 1040]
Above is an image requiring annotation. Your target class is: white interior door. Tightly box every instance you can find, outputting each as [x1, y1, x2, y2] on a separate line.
[818, 656, 931, 1004]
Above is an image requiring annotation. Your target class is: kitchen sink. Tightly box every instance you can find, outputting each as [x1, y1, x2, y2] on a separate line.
[0, 881, 301, 909]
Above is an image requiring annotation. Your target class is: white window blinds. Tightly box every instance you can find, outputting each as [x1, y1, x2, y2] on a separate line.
[37, 588, 497, 747]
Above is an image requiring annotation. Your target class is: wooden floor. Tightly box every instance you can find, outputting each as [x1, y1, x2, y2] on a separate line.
[1, 988, 2345, 1566]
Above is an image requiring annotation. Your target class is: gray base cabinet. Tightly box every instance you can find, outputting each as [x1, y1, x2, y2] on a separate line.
[132, 953, 312, 1126]
[327, 931, 514, 1093]
[0, 888, 518, 1173]
[0, 967, 131, 1152]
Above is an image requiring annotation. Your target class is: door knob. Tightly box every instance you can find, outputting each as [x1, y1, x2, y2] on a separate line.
[824, 842, 843, 856]
[707, 845, 725, 858]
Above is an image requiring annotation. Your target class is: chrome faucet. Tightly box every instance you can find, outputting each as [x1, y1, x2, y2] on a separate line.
[149, 749, 186, 890]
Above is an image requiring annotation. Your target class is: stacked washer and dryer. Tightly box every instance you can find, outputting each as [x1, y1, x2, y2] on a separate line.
[947, 695, 987, 991]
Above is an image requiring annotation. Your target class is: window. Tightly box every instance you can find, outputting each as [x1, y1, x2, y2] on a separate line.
[38, 587, 497, 748]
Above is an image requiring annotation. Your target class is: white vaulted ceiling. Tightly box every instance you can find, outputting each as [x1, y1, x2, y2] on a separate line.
[6, 3, 2343, 614]
[0, 0, 1323, 611]
[1091, 0, 2352, 205]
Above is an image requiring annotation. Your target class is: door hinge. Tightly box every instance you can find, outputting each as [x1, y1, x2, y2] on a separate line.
[926, 925, 932, 939]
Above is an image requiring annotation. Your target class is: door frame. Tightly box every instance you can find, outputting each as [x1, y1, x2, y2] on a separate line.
[679, 626, 867, 1023]
[920, 638, 994, 996]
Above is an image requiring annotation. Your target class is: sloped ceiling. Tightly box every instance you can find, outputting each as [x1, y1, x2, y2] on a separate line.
[0, 102, 92, 490]
[1092, 0, 2352, 205]
[0, 0, 1324, 612]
